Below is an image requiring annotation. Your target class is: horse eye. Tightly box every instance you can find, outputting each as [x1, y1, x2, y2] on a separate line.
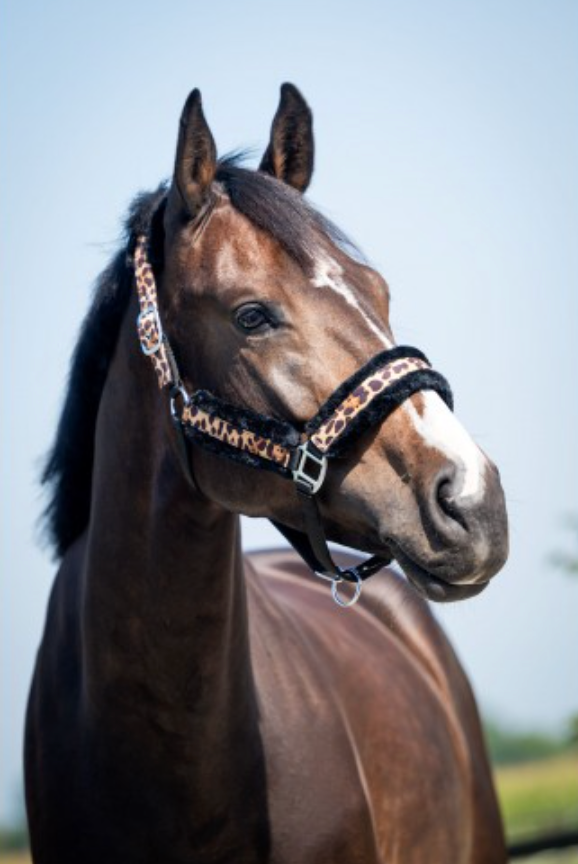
[235, 303, 275, 332]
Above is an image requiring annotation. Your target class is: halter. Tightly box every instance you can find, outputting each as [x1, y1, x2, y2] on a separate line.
[134, 235, 453, 607]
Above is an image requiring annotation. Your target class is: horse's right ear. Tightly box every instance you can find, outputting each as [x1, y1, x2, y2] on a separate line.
[172, 89, 217, 220]
[259, 83, 314, 192]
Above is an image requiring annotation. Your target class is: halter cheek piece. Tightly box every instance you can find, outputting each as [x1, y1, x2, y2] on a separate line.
[134, 235, 454, 607]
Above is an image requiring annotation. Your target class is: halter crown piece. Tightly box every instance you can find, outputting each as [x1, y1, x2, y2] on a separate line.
[134, 235, 454, 607]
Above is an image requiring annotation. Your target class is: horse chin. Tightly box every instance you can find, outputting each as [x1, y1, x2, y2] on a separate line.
[390, 546, 489, 604]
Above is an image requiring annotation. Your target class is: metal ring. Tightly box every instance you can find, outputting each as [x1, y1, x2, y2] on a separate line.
[170, 384, 191, 423]
[331, 572, 363, 608]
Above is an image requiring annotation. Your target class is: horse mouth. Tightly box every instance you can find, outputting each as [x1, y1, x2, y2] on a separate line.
[390, 545, 489, 603]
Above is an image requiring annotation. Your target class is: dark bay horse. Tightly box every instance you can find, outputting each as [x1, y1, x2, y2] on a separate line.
[26, 84, 509, 863]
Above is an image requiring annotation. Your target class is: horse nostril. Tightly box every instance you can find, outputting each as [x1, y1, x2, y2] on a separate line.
[436, 477, 452, 510]
[433, 469, 468, 532]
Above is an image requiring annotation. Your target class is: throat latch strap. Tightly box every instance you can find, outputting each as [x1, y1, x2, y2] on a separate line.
[281, 443, 390, 606]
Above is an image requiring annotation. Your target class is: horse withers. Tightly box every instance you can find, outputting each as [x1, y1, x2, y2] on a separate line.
[26, 84, 509, 863]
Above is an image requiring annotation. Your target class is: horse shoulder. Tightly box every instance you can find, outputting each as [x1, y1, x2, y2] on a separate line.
[359, 572, 506, 860]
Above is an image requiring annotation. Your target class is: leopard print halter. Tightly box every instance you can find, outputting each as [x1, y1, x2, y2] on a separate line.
[134, 234, 452, 478]
[134, 233, 454, 605]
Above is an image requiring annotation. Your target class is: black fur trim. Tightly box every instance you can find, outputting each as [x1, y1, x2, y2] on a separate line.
[182, 368, 452, 472]
[305, 346, 430, 434]
[322, 369, 454, 459]
[182, 424, 293, 477]
[192, 390, 301, 448]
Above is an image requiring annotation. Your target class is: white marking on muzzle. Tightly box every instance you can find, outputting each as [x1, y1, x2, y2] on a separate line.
[311, 253, 393, 348]
[404, 391, 487, 501]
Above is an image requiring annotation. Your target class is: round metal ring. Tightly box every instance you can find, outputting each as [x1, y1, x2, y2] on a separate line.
[170, 384, 191, 423]
[331, 572, 363, 608]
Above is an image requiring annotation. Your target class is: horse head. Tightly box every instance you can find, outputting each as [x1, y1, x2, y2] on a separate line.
[152, 84, 508, 603]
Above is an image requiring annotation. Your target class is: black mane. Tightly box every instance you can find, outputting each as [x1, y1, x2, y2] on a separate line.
[42, 156, 361, 557]
[41, 184, 168, 557]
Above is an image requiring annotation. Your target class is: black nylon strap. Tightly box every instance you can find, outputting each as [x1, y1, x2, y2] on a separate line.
[297, 486, 342, 576]
[171, 413, 198, 490]
[272, 488, 389, 583]
[270, 518, 329, 575]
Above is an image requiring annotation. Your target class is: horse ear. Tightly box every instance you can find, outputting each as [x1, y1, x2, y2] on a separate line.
[259, 83, 314, 193]
[173, 89, 217, 219]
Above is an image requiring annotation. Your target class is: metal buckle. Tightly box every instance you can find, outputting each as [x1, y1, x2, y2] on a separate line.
[137, 306, 164, 356]
[292, 442, 328, 495]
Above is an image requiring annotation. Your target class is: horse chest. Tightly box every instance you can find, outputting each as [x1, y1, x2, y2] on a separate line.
[248, 574, 475, 863]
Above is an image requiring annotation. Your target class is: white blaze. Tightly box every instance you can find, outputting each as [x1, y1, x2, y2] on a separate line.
[311, 252, 393, 348]
[404, 391, 487, 500]
[214, 239, 236, 282]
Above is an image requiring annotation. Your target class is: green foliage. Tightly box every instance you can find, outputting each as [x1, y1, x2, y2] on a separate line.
[495, 751, 578, 841]
[0, 788, 28, 854]
[484, 717, 569, 765]
[0, 825, 29, 853]
[487, 717, 578, 850]
[566, 714, 578, 746]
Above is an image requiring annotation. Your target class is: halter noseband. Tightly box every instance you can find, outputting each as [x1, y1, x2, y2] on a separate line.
[134, 235, 453, 607]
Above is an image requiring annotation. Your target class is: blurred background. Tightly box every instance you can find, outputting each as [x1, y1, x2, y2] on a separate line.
[1, 0, 576, 859]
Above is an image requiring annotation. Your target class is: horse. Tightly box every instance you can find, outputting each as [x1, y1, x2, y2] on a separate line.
[25, 83, 509, 863]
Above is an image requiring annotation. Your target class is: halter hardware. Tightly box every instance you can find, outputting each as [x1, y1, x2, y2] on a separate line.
[292, 442, 328, 495]
[170, 383, 191, 423]
[137, 306, 164, 356]
[331, 572, 363, 608]
[311, 569, 363, 608]
[133, 233, 454, 608]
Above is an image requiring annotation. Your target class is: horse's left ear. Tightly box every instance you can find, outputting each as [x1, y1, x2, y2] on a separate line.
[172, 88, 217, 220]
[259, 83, 314, 193]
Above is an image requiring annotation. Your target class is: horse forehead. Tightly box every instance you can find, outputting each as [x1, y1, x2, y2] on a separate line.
[193, 205, 290, 282]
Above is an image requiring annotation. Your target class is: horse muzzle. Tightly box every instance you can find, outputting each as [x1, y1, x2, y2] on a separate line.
[386, 460, 509, 602]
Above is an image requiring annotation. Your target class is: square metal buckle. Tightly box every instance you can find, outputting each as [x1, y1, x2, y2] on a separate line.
[137, 306, 164, 356]
[292, 442, 328, 495]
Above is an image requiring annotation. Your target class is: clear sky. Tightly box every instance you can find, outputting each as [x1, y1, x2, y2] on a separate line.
[1, 0, 577, 825]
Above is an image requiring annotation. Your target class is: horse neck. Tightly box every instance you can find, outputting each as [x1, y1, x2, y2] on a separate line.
[82, 302, 255, 739]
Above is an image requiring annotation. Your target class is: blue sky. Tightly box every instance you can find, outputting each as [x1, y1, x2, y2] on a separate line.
[1, 0, 577, 824]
